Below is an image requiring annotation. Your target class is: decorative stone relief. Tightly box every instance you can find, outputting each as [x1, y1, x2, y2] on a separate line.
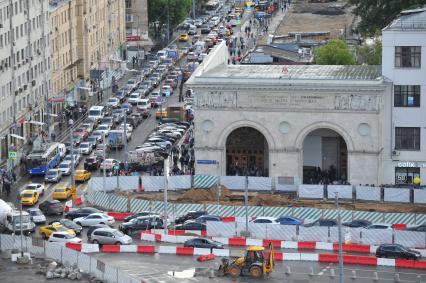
[279, 121, 291, 134]
[334, 94, 381, 111]
[358, 123, 371, 136]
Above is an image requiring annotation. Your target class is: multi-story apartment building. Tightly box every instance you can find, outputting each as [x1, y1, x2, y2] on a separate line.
[0, 0, 51, 163]
[125, 0, 152, 59]
[381, 7, 426, 185]
[49, 0, 78, 111]
[75, 0, 125, 83]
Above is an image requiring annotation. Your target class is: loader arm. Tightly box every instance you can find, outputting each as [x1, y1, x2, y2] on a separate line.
[265, 242, 274, 273]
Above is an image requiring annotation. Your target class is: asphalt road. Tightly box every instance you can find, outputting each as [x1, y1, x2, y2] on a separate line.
[94, 253, 426, 283]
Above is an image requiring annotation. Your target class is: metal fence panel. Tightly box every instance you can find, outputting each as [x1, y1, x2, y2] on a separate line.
[356, 186, 381, 201]
[298, 185, 324, 199]
[45, 242, 63, 262]
[385, 213, 416, 224]
[361, 229, 393, 245]
[220, 176, 246, 190]
[266, 225, 297, 241]
[353, 211, 384, 223]
[193, 175, 217, 189]
[104, 264, 118, 283]
[77, 253, 92, 273]
[248, 223, 268, 239]
[293, 207, 322, 222]
[248, 177, 272, 191]
[206, 222, 236, 237]
[142, 176, 165, 192]
[327, 185, 353, 199]
[394, 231, 426, 248]
[414, 189, 426, 204]
[62, 247, 78, 268]
[384, 188, 410, 203]
[298, 226, 329, 242]
[349, 228, 363, 244]
[322, 209, 353, 222]
[168, 175, 191, 190]
[130, 198, 150, 213]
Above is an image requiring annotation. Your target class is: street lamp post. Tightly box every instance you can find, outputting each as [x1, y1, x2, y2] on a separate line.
[335, 193, 344, 283]
[69, 119, 75, 191]
[163, 157, 168, 234]
[244, 175, 249, 236]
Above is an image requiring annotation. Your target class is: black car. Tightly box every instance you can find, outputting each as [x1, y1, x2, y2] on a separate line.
[342, 219, 371, 228]
[119, 216, 163, 235]
[84, 156, 102, 170]
[175, 211, 208, 224]
[65, 207, 101, 220]
[129, 113, 143, 126]
[200, 24, 210, 34]
[173, 221, 206, 231]
[123, 211, 158, 222]
[64, 142, 72, 153]
[194, 215, 222, 224]
[184, 238, 223, 249]
[406, 224, 426, 232]
[303, 218, 337, 227]
[376, 244, 421, 260]
[49, 219, 83, 235]
[87, 224, 109, 240]
[39, 200, 63, 216]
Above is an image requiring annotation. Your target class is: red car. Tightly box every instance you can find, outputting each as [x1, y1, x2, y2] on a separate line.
[73, 128, 89, 140]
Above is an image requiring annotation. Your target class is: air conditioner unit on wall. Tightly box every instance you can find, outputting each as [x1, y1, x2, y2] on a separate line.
[392, 150, 400, 156]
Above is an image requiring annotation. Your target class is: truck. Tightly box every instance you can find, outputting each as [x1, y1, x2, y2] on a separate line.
[108, 130, 131, 149]
[167, 105, 186, 121]
[0, 199, 35, 234]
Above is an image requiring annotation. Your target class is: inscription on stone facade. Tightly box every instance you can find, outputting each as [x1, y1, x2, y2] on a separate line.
[195, 91, 237, 108]
[334, 94, 381, 111]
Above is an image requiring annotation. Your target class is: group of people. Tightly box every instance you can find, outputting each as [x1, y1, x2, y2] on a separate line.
[170, 133, 195, 176]
[0, 170, 16, 196]
[227, 163, 266, 177]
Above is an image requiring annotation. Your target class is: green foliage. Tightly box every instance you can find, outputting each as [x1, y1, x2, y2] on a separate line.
[148, 0, 192, 29]
[314, 40, 356, 65]
[356, 36, 382, 65]
[349, 0, 426, 35]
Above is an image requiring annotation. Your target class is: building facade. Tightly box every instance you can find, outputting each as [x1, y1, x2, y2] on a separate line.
[0, 0, 51, 164]
[49, 0, 78, 113]
[187, 42, 391, 186]
[125, 0, 152, 59]
[382, 8, 426, 185]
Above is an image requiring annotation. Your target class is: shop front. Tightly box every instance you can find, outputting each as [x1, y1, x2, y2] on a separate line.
[394, 161, 425, 185]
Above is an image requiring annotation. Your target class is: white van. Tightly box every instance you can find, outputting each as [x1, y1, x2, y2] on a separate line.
[136, 99, 151, 111]
[194, 41, 206, 55]
[88, 106, 106, 123]
[157, 50, 168, 61]
[57, 143, 66, 158]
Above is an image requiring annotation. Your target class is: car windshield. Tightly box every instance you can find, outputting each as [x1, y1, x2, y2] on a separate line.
[108, 98, 117, 102]
[130, 94, 138, 98]
[98, 125, 108, 130]
[59, 164, 70, 168]
[80, 144, 89, 148]
[55, 188, 66, 192]
[28, 210, 42, 216]
[89, 110, 101, 116]
[63, 234, 74, 239]
[46, 171, 57, 176]
[26, 185, 38, 190]
[21, 193, 33, 198]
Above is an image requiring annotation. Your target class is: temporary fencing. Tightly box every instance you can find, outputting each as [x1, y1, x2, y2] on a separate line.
[356, 186, 381, 201]
[327, 185, 353, 199]
[384, 188, 411, 203]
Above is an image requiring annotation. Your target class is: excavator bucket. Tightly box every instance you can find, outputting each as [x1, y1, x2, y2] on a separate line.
[266, 242, 275, 273]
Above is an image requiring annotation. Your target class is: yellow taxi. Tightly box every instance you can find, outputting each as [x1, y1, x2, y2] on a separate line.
[179, 33, 189, 42]
[75, 169, 91, 182]
[20, 190, 39, 206]
[155, 109, 168, 119]
[226, 28, 233, 37]
[39, 223, 76, 239]
[52, 185, 72, 200]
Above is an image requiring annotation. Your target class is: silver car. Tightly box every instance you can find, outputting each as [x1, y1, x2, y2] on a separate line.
[90, 228, 132, 245]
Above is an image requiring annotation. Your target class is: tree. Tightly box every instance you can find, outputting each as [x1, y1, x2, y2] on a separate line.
[148, 0, 192, 38]
[356, 36, 382, 65]
[314, 40, 356, 65]
[349, 0, 426, 35]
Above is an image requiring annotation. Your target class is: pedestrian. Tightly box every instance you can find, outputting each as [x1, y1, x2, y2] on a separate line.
[282, 5, 284, 12]
[179, 155, 184, 169]
[173, 155, 178, 166]
[238, 49, 241, 57]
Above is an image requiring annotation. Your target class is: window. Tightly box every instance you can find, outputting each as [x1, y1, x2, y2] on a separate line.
[395, 46, 421, 67]
[395, 167, 420, 184]
[395, 127, 420, 150]
[394, 85, 420, 107]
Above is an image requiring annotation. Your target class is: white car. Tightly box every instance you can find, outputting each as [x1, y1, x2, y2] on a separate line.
[25, 183, 45, 195]
[107, 97, 120, 108]
[48, 232, 82, 243]
[99, 158, 120, 171]
[187, 52, 197, 61]
[128, 92, 142, 105]
[364, 223, 393, 230]
[126, 79, 138, 90]
[119, 123, 134, 133]
[58, 161, 73, 175]
[79, 142, 92, 155]
[157, 129, 182, 138]
[73, 213, 115, 227]
[27, 208, 46, 225]
[250, 217, 279, 224]
[97, 124, 111, 136]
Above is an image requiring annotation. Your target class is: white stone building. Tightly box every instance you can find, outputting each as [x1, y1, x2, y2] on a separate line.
[381, 7, 426, 186]
[187, 42, 392, 186]
[0, 0, 50, 163]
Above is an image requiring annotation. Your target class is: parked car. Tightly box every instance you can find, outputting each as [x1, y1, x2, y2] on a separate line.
[250, 217, 279, 224]
[27, 208, 46, 225]
[406, 224, 426, 232]
[184, 238, 223, 249]
[44, 169, 62, 183]
[376, 244, 421, 260]
[25, 183, 45, 196]
[303, 219, 337, 227]
[275, 216, 303, 225]
[65, 207, 102, 220]
[123, 211, 158, 222]
[364, 223, 392, 230]
[39, 200, 63, 216]
[107, 97, 120, 108]
[39, 223, 75, 239]
[99, 159, 120, 171]
[50, 219, 83, 235]
[119, 216, 163, 235]
[58, 161, 73, 175]
[175, 211, 207, 224]
[52, 186, 72, 200]
[84, 155, 102, 170]
[48, 232, 82, 244]
[173, 221, 206, 231]
[193, 215, 221, 224]
[86, 224, 109, 240]
[90, 228, 132, 245]
[73, 213, 115, 227]
[342, 219, 372, 228]
[20, 190, 39, 206]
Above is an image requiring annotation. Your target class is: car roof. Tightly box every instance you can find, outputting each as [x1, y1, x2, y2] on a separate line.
[21, 190, 36, 194]
[254, 217, 277, 221]
[93, 227, 117, 232]
[88, 213, 106, 216]
[27, 208, 42, 212]
[27, 183, 42, 186]
[51, 231, 71, 236]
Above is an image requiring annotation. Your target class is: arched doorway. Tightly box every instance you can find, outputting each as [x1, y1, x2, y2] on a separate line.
[302, 128, 348, 184]
[226, 127, 269, 176]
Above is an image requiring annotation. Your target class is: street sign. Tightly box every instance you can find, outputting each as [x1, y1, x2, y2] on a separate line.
[8, 151, 17, 160]
[197, 160, 218, 165]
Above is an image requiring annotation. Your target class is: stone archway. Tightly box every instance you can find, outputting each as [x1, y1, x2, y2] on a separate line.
[225, 127, 269, 176]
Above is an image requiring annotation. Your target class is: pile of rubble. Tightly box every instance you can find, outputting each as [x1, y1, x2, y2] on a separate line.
[44, 261, 88, 281]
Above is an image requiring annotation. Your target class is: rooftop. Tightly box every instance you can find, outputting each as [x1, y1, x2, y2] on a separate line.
[385, 7, 426, 31]
[204, 65, 382, 81]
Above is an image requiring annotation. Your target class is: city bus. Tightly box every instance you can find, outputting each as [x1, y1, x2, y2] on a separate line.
[205, 0, 220, 15]
[27, 143, 65, 176]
